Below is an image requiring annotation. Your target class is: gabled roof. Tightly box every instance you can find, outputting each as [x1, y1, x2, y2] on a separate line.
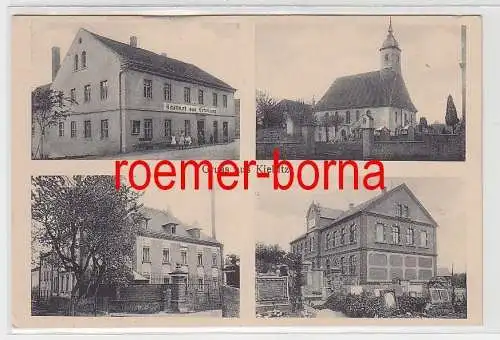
[315, 69, 417, 113]
[320, 183, 438, 228]
[138, 206, 220, 245]
[85, 29, 235, 92]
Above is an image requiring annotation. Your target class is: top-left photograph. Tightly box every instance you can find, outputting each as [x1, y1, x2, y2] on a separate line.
[29, 16, 243, 160]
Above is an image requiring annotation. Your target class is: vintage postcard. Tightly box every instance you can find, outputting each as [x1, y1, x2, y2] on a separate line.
[28, 16, 244, 160]
[11, 14, 482, 329]
[255, 16, 480, 161]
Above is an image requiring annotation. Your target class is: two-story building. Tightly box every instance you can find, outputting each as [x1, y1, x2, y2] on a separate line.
[32, 28, 238, 158]
[33, 206, 223, 299]
[290, 183, 438, 292]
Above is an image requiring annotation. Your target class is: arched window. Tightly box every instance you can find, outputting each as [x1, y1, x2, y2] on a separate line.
[349, 224, 357, 243]
[349, 255, 357, 275]
[74, 54, 79, 71]
[81, 51, 87, 68]
[406, 227, 414, 245]
[392, 225, 400, 244]
[366, 110, 371, 115]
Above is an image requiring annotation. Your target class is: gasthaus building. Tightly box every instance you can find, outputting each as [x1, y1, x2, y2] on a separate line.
[32, 28, 237, 158]
[290, 184, 438, 294]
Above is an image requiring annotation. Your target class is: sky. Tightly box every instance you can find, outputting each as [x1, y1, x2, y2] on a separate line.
[255, 15, 475, 125]
[255, 177, 467, 273]
[28, 16, 246, 96]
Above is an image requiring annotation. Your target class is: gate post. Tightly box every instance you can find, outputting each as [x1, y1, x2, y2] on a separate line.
[170, 266, 189, 313]
[360, 114, 375, 159]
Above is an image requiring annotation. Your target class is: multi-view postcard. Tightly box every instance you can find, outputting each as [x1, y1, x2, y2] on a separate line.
[10, 14, 481, 329]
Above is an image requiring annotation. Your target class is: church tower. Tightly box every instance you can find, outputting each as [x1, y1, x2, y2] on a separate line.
[379, 18, 401, 73]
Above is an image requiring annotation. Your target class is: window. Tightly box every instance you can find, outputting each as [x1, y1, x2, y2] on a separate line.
[340, 257, 345, 274]
[404, 205, 409, 218]
[84, 120, 91, 138]
[74, 54, 79, 71]
[212, 92, 218, 107]
[70, 121, 77, 138]
[406, 227, 414, 245]
[84, 84, 91, 102]
[143, 79, 153, 99]
[131, 120, 140, 135]
[142, 247, 151, 263]
[326, 258, 331, 270]
[346, 111, 351, 124]
[198, 89, 204, 104]
[223, 94, 228, 108]
[144, 119, 153, 140]
[395, 112, 398, 123]
[420, 231, 428, 247]
[326, 232, 331, 249]
[349, 224, 357, 243]
[212, 253, 217, 266]
[349, 255, 357, 275]
[197, 253, 203, 266]
[376, 224, 384, 243]
[162, 249, 170, 264]
[100, 119, 109, 139]
[100, 80, 108, 100]
[392, 226, 400, 244]
[70, 88, 76, 103]
[334, 230, 340, 247]
[163, 276, 170, 284]
[58, 122, 64, 137]
[198, 278, 204, 289]
[184, 87, 191, 103]
[356, 110, 360, 121]
[181, 250, 187, 265]
[163, 83, 172, 101]
[385, 54, 389, 61]
[341, 227, 347, 245]
[81, 51, 87, 68]
[184, 120, 191, 137]
[171, 225, 176, 234]
[164, 119, 172, 138]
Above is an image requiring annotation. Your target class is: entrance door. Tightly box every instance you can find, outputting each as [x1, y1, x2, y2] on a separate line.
[144, 119, 153, 140]
[212, 121, 218, 143]
[222, 122, 228, 143]
[197, 120, 205, 145]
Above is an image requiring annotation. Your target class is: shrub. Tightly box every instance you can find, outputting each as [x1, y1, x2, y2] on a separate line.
[397, 295, 427, 315]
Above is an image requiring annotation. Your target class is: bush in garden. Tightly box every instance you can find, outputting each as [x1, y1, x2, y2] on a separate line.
[397, 295, 427, 315]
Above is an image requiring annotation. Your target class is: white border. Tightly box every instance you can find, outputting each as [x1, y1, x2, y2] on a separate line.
[3, 1, 500, 337]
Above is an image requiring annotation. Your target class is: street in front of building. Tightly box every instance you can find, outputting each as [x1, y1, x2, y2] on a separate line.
[88, 139, 239, 160]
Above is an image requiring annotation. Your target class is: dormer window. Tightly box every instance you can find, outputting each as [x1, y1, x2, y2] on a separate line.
[171, 225, 176, 234]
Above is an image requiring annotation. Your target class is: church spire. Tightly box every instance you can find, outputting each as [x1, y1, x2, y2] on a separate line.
[380, 17, 401, 72]
[388, 16, 393, 34]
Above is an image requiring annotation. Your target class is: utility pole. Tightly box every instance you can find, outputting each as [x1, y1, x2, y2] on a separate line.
[460, 25, 467, 129]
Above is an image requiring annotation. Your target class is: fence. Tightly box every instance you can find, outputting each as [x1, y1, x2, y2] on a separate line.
[32, 282, 222, 315]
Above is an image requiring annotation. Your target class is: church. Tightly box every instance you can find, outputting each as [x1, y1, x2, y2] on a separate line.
[313, 19, 418, 142]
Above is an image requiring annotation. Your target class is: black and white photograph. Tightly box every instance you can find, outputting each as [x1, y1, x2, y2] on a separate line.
[255, 16, 479, 161]
[255, 178, 468, 319]
[29, 16, 243, 160]
[30, 175, 240, 317]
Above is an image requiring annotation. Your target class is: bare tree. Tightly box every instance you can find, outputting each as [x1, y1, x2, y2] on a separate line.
[256, 90, 285, 129]
[31, 175, 143, 315]
[31, 87, 75, 159]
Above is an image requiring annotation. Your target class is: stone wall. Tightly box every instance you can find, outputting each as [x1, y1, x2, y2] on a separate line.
[221, 285, 240, 318]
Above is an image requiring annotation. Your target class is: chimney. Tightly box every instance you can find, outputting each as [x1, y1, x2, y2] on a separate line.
[51, 46, 60, 81]
[129, 36, 138, 48]
[348, 203, 355, 210]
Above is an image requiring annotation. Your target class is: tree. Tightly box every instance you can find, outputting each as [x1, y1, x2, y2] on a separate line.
[326, 112, 344, 141]
[445, 94, 460, 134]
[31, 175, 143, 315]
[256, 90, 285, 129]
[31, 86, 75, 159]
[255, 243, 286, 274]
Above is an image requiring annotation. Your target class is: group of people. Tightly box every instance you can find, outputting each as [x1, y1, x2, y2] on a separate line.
[170, 133, 192, 150]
